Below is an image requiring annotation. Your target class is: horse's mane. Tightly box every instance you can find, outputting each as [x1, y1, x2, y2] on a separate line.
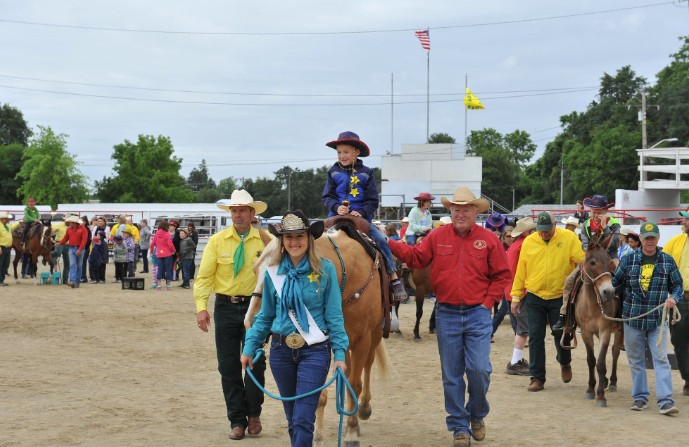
[331, 222, 377, 261]
[588, 234, 611, 251]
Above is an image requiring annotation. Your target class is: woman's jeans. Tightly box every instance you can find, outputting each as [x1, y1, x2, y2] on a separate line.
[139, 248, 149, 272]
[269, 338, 331, 447]
[156, 255, 174, 282]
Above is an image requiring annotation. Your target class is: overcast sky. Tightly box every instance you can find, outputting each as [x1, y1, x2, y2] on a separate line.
[1, 1, 688, 190]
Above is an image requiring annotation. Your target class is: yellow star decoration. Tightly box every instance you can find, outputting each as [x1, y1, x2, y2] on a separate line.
[350, 188, 360, 197]
[350, 175, 360, 186]
[308, 271, 319, 283]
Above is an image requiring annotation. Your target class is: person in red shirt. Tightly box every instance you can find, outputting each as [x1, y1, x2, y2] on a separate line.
[399, 216, 410, 240]
[55, 215, 89, 288]
[389, 187, 511, 447]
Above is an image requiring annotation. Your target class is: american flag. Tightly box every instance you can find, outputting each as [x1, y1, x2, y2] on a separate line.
[415, 30, 430, 51]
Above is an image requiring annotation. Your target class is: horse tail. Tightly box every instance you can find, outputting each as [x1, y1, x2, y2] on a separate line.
[374, 341, 391, 380]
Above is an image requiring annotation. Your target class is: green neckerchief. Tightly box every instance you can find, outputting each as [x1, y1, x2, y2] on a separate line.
[233, 231, 248, 277]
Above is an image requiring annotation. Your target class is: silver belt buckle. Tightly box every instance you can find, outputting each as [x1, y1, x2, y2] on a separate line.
[285, 333, 305, 349]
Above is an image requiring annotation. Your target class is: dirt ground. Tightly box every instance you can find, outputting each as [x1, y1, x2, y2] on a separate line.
[1, 268, 688, 447]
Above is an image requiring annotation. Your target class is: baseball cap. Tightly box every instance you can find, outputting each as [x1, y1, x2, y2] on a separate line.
[535, 212, 554, 231]
[639, 222, 659, 239]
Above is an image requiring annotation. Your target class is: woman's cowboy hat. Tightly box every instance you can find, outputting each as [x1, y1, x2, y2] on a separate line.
[65, 215, 81, 224]
[440, 187, 490, 213]
[216, 189, 268, 214]
[560, 216, 581, 228]
[268, 210, 324, 239]
[511, 217, 537, 237]
[325, 131, 370, 157]
[583, 194, 614, 209]
[0, 211, 13, 219]
[414, 192, 436, 201]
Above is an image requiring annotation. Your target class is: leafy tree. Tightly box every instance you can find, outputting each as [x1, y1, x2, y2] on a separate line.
[217, 177, 239, 197]
[16, 126, 88, 209]
[0, 103, 32, 146]
[427, 132, 456, 144]
[0, 143, 25, 204]
[94, 134, 194, 203]
[187, 159, 221, 202]
[653, 36, 689, 147]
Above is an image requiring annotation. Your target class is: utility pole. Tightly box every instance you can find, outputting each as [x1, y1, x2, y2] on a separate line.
[287, 168, 292, 210]
[641, 91, 648, 149]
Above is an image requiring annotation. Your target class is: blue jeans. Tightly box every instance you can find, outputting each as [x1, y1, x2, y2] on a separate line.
[68, 247, 84, 285]
[491, 296, 509, 336]
[156, 256, 174, 281]
[269, 338, 331, 446]
[405, 234, 417, 245]
[181, 259, 192, 286]
[624, 323, 676, 407]
[369, 224, 396, 273]
[435, 303, 492, 438]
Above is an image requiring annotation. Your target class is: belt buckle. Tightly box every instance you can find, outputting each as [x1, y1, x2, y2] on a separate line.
[284, 333, 305, 349]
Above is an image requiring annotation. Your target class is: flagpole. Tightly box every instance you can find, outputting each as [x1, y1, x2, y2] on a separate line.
[391, 73, 394, 154]
[464, 73, 468, 150]
[426, 34, 430, 142]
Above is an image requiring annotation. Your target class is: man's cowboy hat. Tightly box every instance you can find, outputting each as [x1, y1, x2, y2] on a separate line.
[560, 216, 581, 228]
[440, 187, 490, 213]
[583, 194, 614, 209]
[511, 217, 537, 237]
[325, 131, 370, 157]
[216, 189, 268, 214]
[0, 211, 13, 219]
[65, 215, 81, 224]
[414, 192, 436, 201]
[268, 210, 324, 239]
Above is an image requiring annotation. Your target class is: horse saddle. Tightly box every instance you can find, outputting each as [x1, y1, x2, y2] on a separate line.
[324, 215, 371, 235]
[12, 222, 41, 239]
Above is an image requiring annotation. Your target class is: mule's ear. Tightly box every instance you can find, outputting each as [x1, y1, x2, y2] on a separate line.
[600, 235, 612, 249]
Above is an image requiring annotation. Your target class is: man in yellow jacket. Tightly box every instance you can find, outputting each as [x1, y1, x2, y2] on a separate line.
[0, 211, 13, 286]
[511, 211, 585, 392]
[662, 209, 689, 397]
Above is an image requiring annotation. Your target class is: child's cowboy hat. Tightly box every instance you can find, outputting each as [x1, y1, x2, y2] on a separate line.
[440, 187, 490, 214]
[583, 194, 614, 209]
[216, 189, 268, 214]
[326, 131, 370, 157]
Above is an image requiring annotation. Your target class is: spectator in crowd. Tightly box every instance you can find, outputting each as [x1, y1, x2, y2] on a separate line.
[187, 222, 199, 279]
[88, 235, 104, 284]
[150, 220, 176, 290]
[178, 228, 196, 289]
[0, 211, 12, 287]
[484, 212, 506, 235]
[125, 217, 140, 274]
[56, 215, 89, 288]
[80, 215, 92, 283]
[138, 219, 152, 274]
[123, 228, 136, 277]
[112, 235, 127, 283]
[406, 192, 435, 245]
[573, 199, 589, 224]
[399, 216, 410, 240]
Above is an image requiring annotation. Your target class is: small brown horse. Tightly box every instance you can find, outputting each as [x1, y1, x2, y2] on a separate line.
[12, 222, 54, 280]
[245, 226, 389, 446]
[565, 235, 622, 407]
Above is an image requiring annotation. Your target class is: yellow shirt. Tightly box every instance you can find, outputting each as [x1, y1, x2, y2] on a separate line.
[129, 225, 140, 244]
[663, 232, 689, 291]
[511, 227, 585, 299]
[193, 225, 266, 313]
[0, 222, 12, 247]
[51, 222, 68, 242]
[110, 223, 138, 241]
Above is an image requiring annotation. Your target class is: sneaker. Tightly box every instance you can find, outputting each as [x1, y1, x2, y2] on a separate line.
[181, 285, 190, 289]
[659, 402, 679, 415]
[630, 400, 648, 411]
[470, 419, 485, 441]
[89, 280, 98, 284]
[452, 433, 471, 447]
[391, 279, 408, 302]
[505, 359, 530, 376]
[552, 314, 566, 331]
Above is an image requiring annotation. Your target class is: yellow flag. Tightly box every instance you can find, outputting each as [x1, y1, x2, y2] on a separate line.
[464, 88, 485, 110]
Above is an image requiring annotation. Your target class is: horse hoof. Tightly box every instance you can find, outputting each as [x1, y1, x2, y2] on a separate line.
[358, 405, 372, 420]
[414, 336, 422, 343]
[609, 385, 617, 392]
[597, 400, 607, 408]
[585, 392, 595, 400]
[344, 441, 361, 447]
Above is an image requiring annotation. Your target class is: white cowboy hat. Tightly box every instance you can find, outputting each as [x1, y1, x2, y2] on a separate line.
[440, 187, 490, 214]
[560, 216, 581, 229]
[65, 215, 81, 224]
[216, 189, 268, 214]
[511, 217, 537, 237]
[438, 216, 452, 226]
[401, 217, 409, 223]
[0, 211, 12, 219]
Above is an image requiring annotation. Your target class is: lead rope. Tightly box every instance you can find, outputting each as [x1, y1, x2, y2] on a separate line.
[245, 349, 358, 447]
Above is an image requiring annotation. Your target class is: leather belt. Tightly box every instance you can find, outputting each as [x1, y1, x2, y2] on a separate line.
[272, 332, 329, 349]
[216, 294, 252, 304]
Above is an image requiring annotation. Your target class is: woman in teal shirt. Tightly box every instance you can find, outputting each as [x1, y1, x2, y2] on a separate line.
[241, 210, 348, 446]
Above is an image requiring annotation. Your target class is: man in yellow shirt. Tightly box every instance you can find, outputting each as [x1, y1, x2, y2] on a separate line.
[51, 215, 70, 284]
[511, 212, 585, 392]
[0, 211, 13, 286]
[194, 190, 268, 441]
[662, 208, 689, 397]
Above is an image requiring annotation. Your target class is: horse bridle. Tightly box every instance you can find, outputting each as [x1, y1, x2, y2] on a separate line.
[581, 265, 614, 314]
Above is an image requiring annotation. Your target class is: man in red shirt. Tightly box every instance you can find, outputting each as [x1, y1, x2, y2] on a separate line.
[504, 217, 537, 376]
[389, 187, 511, 447]
[55, 215, 88, 288]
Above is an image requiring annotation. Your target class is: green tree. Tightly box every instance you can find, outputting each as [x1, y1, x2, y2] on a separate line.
[653, 36, 689, 147]
[187, 159, 220, 202]
[0, 143, 25, 204]
[217, 177, 239, 197]
[0, 103, 32, 146]
[427, 132, 456, 144]
[94, 134, 194, 203]
[16, 126, 88, 209]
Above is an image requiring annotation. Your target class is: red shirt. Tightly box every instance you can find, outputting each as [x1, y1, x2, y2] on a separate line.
[60, 224, 88, 251]
[389, 224, 511, 308]
[399, 224, 409, 238]
[504, 236, 525, 300]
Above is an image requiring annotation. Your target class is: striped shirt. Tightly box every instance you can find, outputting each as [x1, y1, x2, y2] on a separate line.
[612, 247, 684, 330]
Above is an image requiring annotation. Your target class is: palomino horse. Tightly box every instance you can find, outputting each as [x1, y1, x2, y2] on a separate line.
[564, 235, 622, 407]
[245, 225, 389, 446]
[12, 222, 54, 280]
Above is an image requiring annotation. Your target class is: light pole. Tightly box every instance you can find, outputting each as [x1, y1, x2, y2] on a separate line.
[649, 137, 678, 149]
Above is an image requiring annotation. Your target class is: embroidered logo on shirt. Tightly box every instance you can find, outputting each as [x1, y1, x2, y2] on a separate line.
[308, 271, 319, 283]
[557, 242, 564, 248]
[473, 240, 487, 250]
